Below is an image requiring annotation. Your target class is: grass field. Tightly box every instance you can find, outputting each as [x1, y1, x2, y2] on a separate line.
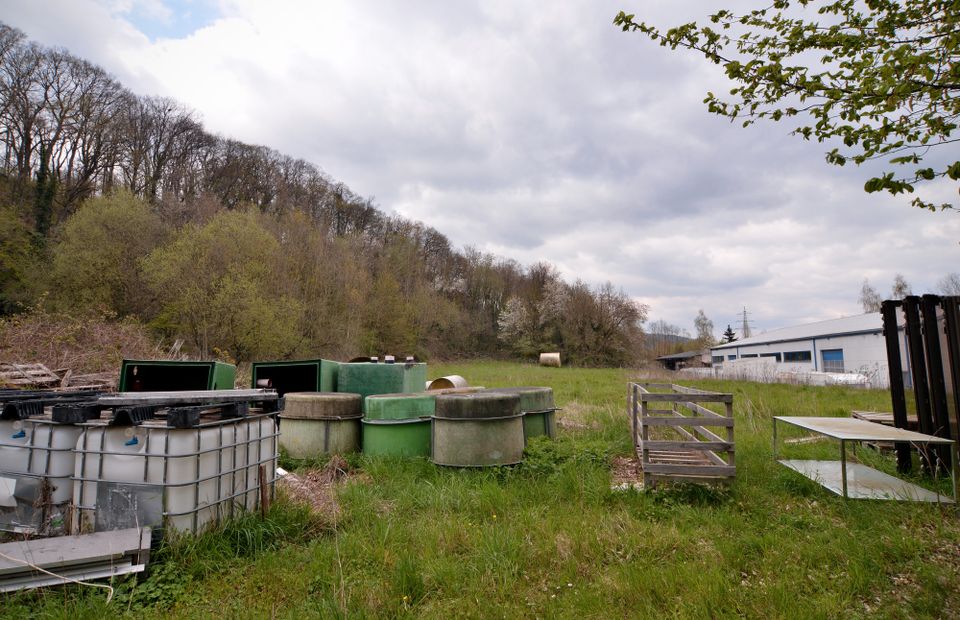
[7, 361, 960, 618]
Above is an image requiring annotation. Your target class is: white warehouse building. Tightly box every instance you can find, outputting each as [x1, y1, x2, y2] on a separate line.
[710, 313, 898, 387]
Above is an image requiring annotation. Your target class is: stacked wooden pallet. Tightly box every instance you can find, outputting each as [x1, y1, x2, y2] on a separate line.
[0, 363, 61, 388]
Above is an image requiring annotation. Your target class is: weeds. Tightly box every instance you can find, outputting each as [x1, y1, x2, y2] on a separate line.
[7, 362, 960, 619]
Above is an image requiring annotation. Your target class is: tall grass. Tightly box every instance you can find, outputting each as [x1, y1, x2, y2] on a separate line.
[5, 361, 959, 619]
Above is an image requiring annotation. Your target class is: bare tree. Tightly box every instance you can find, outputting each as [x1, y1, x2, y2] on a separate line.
[858, 278, 882, 312]
[935, 273, 960, 296]
[693, 309, 715, 347]
[891, 274, 913, 300]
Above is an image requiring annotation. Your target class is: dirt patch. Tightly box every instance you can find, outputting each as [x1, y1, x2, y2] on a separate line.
[556, 401, 601, 431]
[610, 455, 643, 490]
[277, 455, 368, 519]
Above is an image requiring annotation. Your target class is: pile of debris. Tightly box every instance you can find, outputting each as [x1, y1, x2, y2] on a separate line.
[0, 362, 115, 391]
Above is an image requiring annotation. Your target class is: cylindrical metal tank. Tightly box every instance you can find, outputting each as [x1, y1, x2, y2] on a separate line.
[362, 418, 431, 457]
[484, 387, 556, 440]
[279, 393, 362, 458]
[431, 392, 524, 467]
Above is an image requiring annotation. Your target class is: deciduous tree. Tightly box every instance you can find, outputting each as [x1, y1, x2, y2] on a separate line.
[891, 273, 912, 299]
[937, 272, 960, 296]
[858, 278, 881, 312]
[694, 309, 715, 347]
[615, 1, 960, 210]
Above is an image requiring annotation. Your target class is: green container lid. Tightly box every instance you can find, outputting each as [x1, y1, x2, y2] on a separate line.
[282, 392, 362, 419]
[362, 418, 431, 457]
[365, 393, 435, 420]
[434, 392, 521, 420]
[483, 387, 554, 413]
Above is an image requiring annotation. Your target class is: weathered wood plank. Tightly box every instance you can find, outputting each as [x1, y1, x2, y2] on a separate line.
[638, 393, 733, 403]
[641, 416, 734, 428]
[677, 400, 726, 419]
[643, 440, 732, 451]
[643, 463, 736, 476]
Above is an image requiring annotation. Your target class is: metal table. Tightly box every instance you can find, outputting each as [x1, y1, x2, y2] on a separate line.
[773, 416, 957, 503]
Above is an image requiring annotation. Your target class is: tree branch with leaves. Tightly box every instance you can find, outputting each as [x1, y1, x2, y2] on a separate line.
[615, 0, 960, 210]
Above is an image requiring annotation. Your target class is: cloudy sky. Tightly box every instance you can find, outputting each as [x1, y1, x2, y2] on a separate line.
[5, 0, 959, 336]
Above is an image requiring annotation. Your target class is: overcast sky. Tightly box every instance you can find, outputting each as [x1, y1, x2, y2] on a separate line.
[5, 0, 959, 336]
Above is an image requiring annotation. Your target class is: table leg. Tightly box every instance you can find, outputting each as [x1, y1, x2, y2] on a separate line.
[952, 443, 958, 503]
[772, 418, 778, 460]
[840, 440, 848, 499]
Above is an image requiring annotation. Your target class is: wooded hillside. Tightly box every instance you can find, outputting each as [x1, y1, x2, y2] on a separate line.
[0, 23, 647, 365]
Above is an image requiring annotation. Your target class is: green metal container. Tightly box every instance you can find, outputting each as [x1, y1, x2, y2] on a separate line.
[279, 393, 362, 458]
[251, 359, 340, 396]
[362, 418, 431, 457]
[523, 411, 556, 440]
[431, 392, 525, 467]
[365, 393, 435, 420]
[338, 363, 428, 412]
[119, 359, 236, 392]
[484, 387, 556, 440]
[430, 415, 525, 467]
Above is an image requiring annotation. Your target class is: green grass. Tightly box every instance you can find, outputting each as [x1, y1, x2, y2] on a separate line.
[6, 361, 959, 618]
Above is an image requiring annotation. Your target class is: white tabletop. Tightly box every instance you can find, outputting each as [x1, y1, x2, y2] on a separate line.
[774, 416, 955, 444]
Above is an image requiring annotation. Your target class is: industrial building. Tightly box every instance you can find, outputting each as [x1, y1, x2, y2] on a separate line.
[709, 313, 897, 385]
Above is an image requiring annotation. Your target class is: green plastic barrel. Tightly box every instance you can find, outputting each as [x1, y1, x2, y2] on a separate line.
[431, 392, 524, 467]
[362, 418, 431, 457]
[365, 393, 435, 420]
[484, 387, 556, 440]
[279, 393, 362, 458]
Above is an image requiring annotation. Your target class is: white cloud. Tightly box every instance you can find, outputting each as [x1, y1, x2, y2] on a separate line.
[4, 0, 958, 334]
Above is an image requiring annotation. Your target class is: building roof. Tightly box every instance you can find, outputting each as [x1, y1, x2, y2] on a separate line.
[656, 350, 704, 361]
[712, 313, 882, 351]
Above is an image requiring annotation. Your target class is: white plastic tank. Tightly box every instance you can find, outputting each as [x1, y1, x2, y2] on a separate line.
[72, 414, 277, 534]
[0, 416, 83, 535]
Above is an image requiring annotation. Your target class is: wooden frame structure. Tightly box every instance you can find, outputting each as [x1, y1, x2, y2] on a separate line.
[629, 383, 735, 486]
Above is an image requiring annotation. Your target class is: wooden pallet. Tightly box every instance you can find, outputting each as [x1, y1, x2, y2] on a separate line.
[851, 410, 919, 431]
[0, 363, 61, 388]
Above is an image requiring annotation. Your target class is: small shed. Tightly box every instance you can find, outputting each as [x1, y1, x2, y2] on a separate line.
[656, 350, 709, 371]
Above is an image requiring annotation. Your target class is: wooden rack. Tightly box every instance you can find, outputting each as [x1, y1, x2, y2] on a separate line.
[629, 383, 735, 487]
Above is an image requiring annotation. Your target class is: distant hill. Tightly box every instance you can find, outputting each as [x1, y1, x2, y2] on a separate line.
[0, 21, 648, 366]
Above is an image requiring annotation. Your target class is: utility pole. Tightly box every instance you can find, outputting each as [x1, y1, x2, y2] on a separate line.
[740, 307, 752, 339]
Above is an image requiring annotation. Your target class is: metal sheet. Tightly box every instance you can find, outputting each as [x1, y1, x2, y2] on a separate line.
[0, 526, 150, 592]
[775, 416, 955, 444]
[779, 459, 953, 503]
[99, 389, 276, 406]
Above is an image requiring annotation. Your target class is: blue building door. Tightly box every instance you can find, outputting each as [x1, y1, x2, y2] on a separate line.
[821, 349, 844, 373]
